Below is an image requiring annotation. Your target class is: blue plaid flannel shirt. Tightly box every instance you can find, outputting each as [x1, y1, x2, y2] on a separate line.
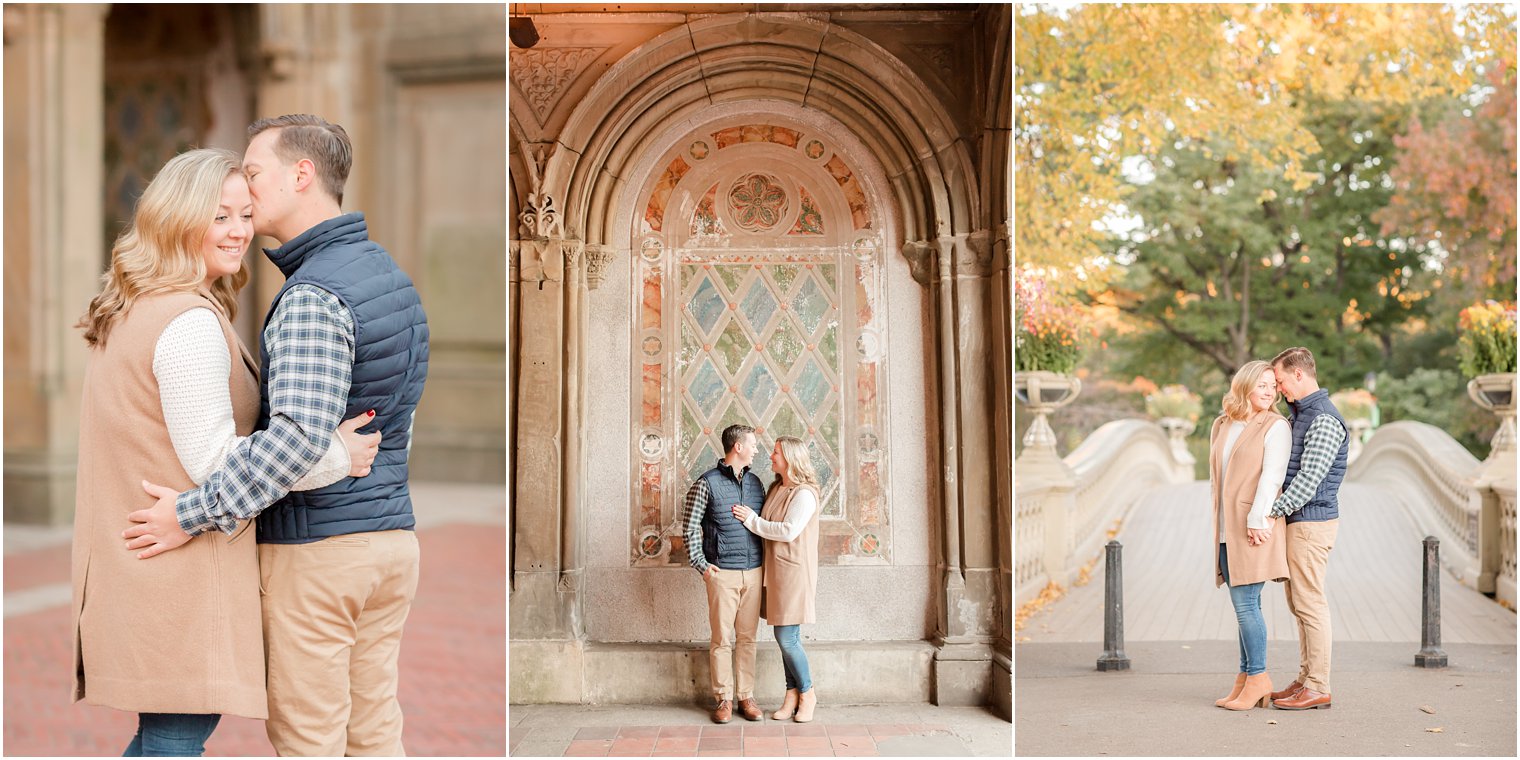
[174, 285, 355, 536]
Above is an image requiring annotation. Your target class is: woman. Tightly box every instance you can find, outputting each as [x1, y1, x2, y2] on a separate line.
[1208, 360, 1291, 711]
[732, 436, 821, 723]
[71, 148, 377, 756]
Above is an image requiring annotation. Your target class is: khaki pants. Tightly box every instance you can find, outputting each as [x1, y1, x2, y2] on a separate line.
[704, 567, 762, 701]
[1283, 519, 1338, 694]
[260, 530, 421, 757]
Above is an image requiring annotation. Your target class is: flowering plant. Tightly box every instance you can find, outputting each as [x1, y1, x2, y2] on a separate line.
[1458, 301, 1517, 378]
[1330, 389, 1377, 422]
[1145, 384, 1203, 424]
[1015, 268, 1087, 375]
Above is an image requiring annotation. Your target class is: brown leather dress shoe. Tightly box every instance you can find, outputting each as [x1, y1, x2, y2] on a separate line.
[1270, 681, 1304, 701]
[712, 699, 733, 723]
[1274, 687, 1331, 710]
[736, 697, 764, 721]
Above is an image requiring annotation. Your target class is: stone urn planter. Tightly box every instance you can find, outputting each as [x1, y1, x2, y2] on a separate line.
[1156, 416, 1198, 471]
[1468, 372, 1516, 455]
[1015, 371, 1081, 460]
[1346, 418, 1372, 464]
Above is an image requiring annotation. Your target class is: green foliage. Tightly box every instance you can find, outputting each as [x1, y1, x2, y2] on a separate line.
[1330, 389, 1377, 421]
[1457, 301, 1518, 377]
[1374, 369, 1495, 457]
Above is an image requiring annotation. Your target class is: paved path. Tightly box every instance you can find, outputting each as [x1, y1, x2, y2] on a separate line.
[3, 480, 506, 757]
[510, 704, 1011, 757]
[1019, 481, 1517, 644]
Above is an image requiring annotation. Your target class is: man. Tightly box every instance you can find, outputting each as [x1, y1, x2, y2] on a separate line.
[1266, 346, 1347, 711]
[682, 424, 767, 724]
[122, 114, 430, 755]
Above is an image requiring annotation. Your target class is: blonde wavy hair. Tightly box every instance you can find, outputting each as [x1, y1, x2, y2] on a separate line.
[78, 149, 249, 347]
[768, 435, 821, 497]
[1220, 360, 1278, 422]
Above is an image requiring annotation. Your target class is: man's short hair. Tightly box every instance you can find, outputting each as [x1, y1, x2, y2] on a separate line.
[1271, 346, 1317, 378]
[721, 424, 755, 454]
[247, 114, 353, 205]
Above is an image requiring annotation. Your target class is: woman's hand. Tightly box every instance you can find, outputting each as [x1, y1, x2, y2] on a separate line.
[732, 504, 754, 523]
[1246, 526, 1272, 546]
[338, 410, 381, 477]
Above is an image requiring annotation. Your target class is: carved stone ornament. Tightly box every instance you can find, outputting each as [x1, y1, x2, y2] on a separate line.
[585, 245, 617, 290]
[508, 47, 605, 125]
[519, 191, 565, 240]
[956, 229, 996, 278]
[901, 240, 937, 287]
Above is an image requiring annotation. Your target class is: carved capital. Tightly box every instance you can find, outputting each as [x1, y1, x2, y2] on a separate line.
[901, 240, 938, 288]
[515, 239, 567, 284]
[955, 229, 996, 278]
[584, 245, 617, 290]
[562, 240, 584, 270]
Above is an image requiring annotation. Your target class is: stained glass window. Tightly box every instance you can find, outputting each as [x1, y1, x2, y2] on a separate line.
[633, 124, 889, 568]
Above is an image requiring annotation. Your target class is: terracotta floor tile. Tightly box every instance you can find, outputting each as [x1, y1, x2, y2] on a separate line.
[785, 736, 831, 750]
[565, 738, 614, 757]
[743, 737, 788, 751]
[656, 736, 701, 751]
[704, 725, 743, 737]
[611, 737, 657, 755]
[783, 724, 827, 737]
[651, 752, 698, 758]
[619, 726, 664, 738]
[785, 747, 832, 758]
[825, 724, 870, 737]
[743, 724, 787, 737]
[699, 736, 742, 751]
[696, 751, 741, 757]
[829, 737, 874, 751]
[660, 726, 704, 738]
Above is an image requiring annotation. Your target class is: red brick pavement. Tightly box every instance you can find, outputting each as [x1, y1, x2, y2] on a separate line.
[523, 724, 954, 757]
[4, 522, 505, 756]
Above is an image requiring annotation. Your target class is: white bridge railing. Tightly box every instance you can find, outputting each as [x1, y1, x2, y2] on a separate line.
[1015, 419, 1194, 607]
[1347, 421, 1517, 609]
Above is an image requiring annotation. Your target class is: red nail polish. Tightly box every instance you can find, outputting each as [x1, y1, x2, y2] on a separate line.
[367, 409, 376, 416]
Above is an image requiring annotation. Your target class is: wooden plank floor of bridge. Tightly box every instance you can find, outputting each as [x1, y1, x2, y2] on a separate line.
[1019, 481, 1517, 645]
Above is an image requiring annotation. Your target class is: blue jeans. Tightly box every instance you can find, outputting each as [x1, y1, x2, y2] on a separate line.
[774, 624, 813, 693]
[1219, 544, 1267, 676]
[123, 713, 220, 757]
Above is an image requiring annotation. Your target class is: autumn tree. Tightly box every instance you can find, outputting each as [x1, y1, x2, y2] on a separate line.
[1017, 4, 1516, 287]
[1376, 65, 1518, 303]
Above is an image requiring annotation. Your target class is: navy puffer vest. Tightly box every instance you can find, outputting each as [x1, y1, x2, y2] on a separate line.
[1282, 389, 1348, 524]
[700, 463, 766, 570]
[256, 213, 430, 544]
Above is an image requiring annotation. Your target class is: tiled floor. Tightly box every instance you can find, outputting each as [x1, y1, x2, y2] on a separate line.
[510, 704, 1010, 757]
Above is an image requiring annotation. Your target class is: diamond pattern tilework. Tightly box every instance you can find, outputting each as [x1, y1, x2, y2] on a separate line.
[689, 276, 725, 337]
[739, 278, 778, 334]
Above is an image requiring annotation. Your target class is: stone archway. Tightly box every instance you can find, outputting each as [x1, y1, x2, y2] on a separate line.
[510, 9, 1010, 711]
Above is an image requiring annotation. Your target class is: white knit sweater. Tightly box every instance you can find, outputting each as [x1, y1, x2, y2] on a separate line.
[153, 308, 349, 489]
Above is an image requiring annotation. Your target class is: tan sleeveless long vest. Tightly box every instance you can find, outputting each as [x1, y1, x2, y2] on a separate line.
[70, 291, 267, 718]
[758, 484, 821, 626]
[1208, 409, 1291, 588]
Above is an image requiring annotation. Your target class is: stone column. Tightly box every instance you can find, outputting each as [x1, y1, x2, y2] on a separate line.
[2, 4, 108, 525]
[510, 236, 579, 640]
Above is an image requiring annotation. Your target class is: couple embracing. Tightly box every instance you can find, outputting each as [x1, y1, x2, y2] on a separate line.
[682, 425, 822, 725]
[1210, 346, 1346, 712]
[71, 114, 429, 756]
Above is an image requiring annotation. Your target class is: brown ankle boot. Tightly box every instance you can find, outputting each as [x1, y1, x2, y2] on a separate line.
[772, 689, 800, 720]
[1215, 673, 1248, 708]
[711, 698, 733, 723]
[1222, 674, 1273, 711]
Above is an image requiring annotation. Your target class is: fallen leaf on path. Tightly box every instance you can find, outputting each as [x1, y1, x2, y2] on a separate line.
[1425, 727, 1444, 733]
[1267, 720, 1277, 725]
[1419, 705, 1436, 714]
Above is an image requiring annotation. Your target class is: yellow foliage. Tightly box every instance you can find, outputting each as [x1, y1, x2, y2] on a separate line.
[1016, 3, 1515, 284]
[1014, 581, 1066, 632]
